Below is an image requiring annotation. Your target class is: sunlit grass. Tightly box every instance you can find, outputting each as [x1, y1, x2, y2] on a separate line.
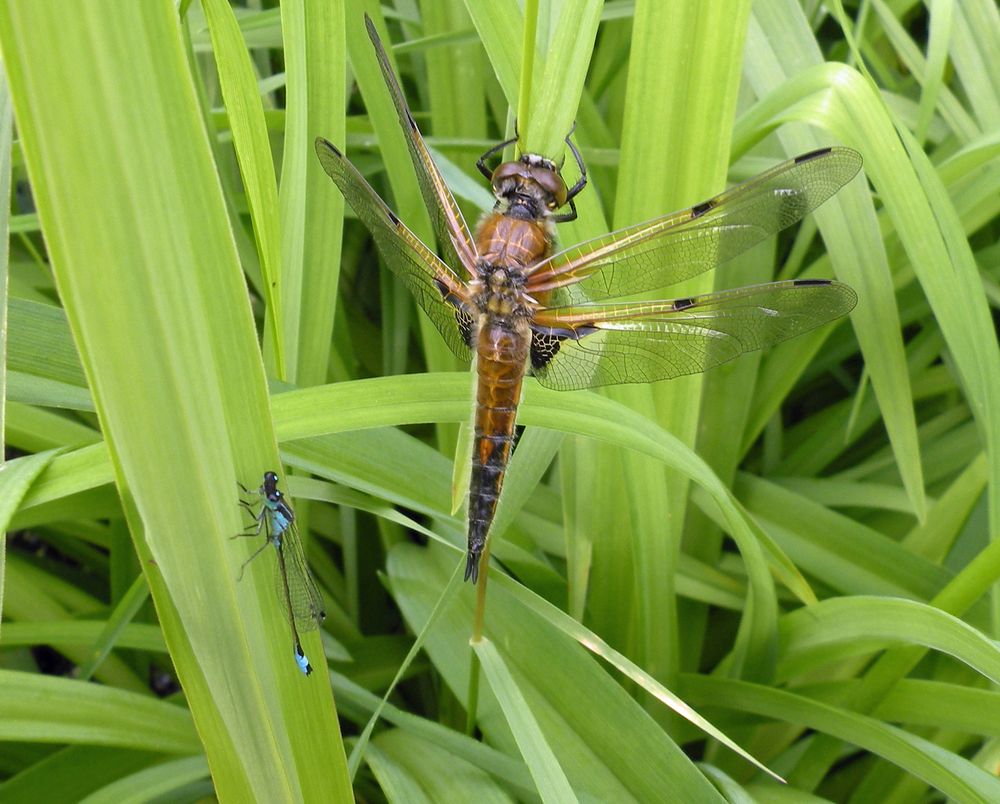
[1, 1, 999, 801]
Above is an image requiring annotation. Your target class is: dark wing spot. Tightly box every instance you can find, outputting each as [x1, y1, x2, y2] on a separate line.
[793, 278, 831, 286]
[795, 147, 832, 164]
[457, 310, 475, 348]
[433, 278, 476, 348]
[691, 199, 715, 218]
[530, 331, 563, 371]
[405, 109, 418, 131]
[385, 207, 401, 226]
[673, 297, 695, 310]
[315, 137, 342, 157]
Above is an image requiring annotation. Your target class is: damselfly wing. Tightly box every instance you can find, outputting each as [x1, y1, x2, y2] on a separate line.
[316, 15, 861, 584]
[234, 472, 326, 675]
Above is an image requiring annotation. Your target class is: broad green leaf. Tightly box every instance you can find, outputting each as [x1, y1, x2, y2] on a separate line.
[0, 3, 349, 800]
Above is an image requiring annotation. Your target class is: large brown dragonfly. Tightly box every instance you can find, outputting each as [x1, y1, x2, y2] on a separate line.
[316, 16, 861, 584]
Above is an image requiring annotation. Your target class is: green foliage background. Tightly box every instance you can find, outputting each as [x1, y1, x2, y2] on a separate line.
[1, 0, 999, 801]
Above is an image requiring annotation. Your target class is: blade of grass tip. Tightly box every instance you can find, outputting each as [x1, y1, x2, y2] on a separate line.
[0, 451, 56, 536]
[492, 570, 783, 782]
[0, 4, 349, 798]
[465, 3, 524, 103]
[75, 572, 150, 681]
[466, 645, 481, 737]
[845, 366, 870, 442]
[743, 11, 926, 521]
[450, 421, 473, 516]
[473, 637, 576, 801]
[0, 669, 200, 754]
[348, 2, 453, 378]
[0, 66, 11, 462]
[278, 0, 344, 386]
[202, 0, 285, 379]
[680, 675, 1000, 802]
[422, 3, 488, 182]
[524, 0, 603, 158]
[517, 0, 538, 134]
[467, 530, 495, 731]
[824, 9, 1000, 527]
[613, 0, 756, 685]
[0, 451, 57, 626]
[347, 559, 465, 780]
[79, 755, 211, 804]
[331, 671, 536, 796]
[914, 0, 953, 146]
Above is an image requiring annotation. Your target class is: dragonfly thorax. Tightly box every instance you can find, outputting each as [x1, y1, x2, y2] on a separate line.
[491, 154, 568, 220]
[471, 264, 533, 318]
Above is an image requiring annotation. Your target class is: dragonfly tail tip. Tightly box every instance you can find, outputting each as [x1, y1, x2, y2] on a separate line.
[464, 550, 481, 583]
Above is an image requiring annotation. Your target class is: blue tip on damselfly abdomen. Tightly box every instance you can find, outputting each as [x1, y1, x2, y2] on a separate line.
[234, 471, 326, 676]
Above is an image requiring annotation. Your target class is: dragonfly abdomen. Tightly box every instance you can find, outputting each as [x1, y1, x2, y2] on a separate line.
[466, 320, 531, 582]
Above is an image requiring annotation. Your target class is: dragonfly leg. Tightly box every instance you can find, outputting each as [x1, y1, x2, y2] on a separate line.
[551, 197, 578, 224]
[476, 134, 519, 180]
[563, 133, 588, 203]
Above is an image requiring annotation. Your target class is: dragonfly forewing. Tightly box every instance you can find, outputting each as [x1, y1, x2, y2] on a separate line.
[527, 147, 863, 305]
[315, 138, 475, 360]
[364, 15, 479, 279]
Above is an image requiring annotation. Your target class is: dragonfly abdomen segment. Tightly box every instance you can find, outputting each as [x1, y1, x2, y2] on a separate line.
[466, 321, 531, 582]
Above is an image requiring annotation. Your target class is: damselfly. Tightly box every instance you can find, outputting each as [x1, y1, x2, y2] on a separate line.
[234, 471, 327, 675]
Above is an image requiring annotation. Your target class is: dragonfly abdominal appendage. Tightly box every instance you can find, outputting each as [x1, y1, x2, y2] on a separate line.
[317, 15, 861, 585]
[233, 472, 326, 676]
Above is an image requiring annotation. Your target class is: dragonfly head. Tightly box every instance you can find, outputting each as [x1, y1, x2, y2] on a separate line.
[491, 154, 569, 219]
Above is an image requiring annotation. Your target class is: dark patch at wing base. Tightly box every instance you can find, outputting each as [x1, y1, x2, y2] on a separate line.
[530, 331, 563, 371]
[532, 280, 857, 390]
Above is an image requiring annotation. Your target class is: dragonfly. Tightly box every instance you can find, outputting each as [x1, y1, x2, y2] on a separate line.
[234, 471, 327, 675]
[315, 15, 861, 584]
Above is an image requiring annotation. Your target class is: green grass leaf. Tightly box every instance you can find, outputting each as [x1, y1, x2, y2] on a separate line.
[4, 2, 997, 800]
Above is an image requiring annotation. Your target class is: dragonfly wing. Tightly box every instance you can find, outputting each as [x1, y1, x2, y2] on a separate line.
[529, 279, 857, 390]
[275, 523, 326, 632]
[528, 147, 863, 304]
[316, 138, 474, 361]
[365, 15, 480, 278]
